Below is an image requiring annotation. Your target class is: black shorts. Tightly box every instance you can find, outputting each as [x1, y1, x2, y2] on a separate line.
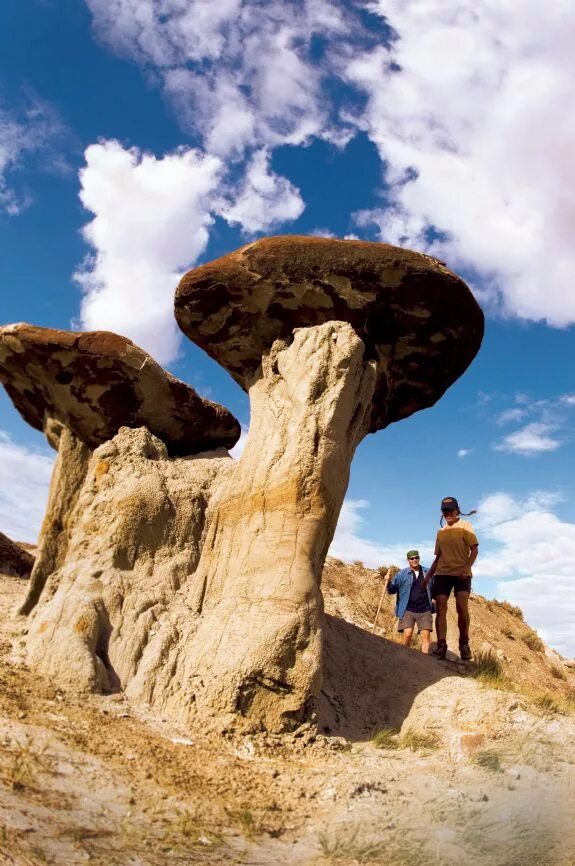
[432, 575, 471, 597]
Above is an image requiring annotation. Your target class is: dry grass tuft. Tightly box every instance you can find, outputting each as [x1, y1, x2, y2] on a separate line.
[550, 666, 567, 681]
[522, 631, 545, 652]
[371, 726, 399, 750]
[398, 729, 440, 752]
[472, 748, 502, 772]
[466, 651, 511, 690]
[318, 826, 389, 864]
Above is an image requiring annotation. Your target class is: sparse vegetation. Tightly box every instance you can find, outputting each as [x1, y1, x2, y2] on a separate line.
[502, 627, 516, 640]
[466, 651, 510, 689]
[398, 729, 440, 752]
[550, 666, 567, 680]
[498, 600, 524, 620]
[522, 631, 545, 652]
[371, 726, 399, 750]
[318, 826, 389, 864]
[473, 748, 502, 772]
[529, 692, 575, 716]
[351, 559, 365, 569]
[371, 726, 440, 752]
[236, 809, 258, 840]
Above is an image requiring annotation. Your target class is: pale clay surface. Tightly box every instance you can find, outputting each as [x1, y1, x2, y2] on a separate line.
[26, 323, 377, 732]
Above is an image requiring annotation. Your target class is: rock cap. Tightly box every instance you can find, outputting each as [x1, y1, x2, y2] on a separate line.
[175, 235, 484, 431]
[0, 323, 240, 454]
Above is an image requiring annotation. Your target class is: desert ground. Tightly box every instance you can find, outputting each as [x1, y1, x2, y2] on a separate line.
[1, 558, 575, 866]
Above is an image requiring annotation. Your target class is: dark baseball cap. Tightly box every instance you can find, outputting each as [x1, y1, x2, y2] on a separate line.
[441, 496, 459, 512]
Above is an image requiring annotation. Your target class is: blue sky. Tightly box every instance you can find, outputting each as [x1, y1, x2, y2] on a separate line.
[1, 0, 575, 656]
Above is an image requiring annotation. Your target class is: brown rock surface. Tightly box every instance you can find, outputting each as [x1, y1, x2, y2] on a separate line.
[175, 235, 484, 431]
[0, 531, 34, 578]
[0, 323, 240, 455]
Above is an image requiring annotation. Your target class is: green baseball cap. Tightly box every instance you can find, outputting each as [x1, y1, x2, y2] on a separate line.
[406, 549, 420, 559]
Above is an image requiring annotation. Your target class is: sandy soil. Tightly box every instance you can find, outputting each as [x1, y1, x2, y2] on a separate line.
[1, 569, 575, 866]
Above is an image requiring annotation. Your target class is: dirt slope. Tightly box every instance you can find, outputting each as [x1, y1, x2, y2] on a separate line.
[1, 563, 575, 866]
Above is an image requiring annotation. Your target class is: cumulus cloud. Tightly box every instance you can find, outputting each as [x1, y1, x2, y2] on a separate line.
[217, 148, 304, 233]
[330, 498, 433, 569]
[0, 432, 54, 543]
[474, 491, 575, 656]
[83, 0, 575, 332]
[494, 422, 561, 456]
[457, 448, 471, 458]
[348, 0, 575, 326]
[75, 140, 222, 365]
[84, 0, 367, 157]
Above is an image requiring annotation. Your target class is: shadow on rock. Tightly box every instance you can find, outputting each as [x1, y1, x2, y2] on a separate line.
[319, 614, 458, 741]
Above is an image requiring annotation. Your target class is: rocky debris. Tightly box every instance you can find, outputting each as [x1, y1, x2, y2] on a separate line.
[0, 323, 240, 455]
[0, 323, 240, 616]
[20, 237, 484, 733]
[175, 235, 484, 430]
[0, 531, 34, 577]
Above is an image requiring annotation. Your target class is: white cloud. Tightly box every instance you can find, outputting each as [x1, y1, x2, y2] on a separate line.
[0, 432, 54, 543]
[347, 0, 575, 327]
[474, 491, 575, 657]
[229, 425, 249, 460]
[0, 96, 67, 214]
[560, 394, 575, 407]
[330, 498, 434, 569]
[85, 0, 356, 158]
[457, 448, 471, 458]
[217, 148, 304, 233]
[75, 140, 222, 365]
[494, 422, 561, 456]
[496, 408, 528, 426]
[83, 0, 575, 331]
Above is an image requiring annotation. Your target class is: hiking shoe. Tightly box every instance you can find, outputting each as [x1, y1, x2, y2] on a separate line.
[459, 643, 472, 661]
[432, 642, 447, 659]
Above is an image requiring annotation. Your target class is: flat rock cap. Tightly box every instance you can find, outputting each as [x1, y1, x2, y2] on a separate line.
[0, 324, 240, 454]
[175, 235, 484, 431]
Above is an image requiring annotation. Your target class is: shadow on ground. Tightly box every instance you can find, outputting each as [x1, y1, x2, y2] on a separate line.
[318, 614, 460, 740]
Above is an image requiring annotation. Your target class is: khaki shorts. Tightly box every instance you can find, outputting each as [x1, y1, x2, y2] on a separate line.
[398, 610, 433, 633]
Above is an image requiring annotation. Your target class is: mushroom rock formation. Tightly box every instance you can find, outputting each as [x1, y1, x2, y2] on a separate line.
[123, 236, 483, 732]
[0, 531, 35, 578]
[0, 323, 240, 614]
[17, 237, 483, 735]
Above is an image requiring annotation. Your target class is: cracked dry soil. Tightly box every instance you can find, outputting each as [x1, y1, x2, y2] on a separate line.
[1, 571, 575, 866]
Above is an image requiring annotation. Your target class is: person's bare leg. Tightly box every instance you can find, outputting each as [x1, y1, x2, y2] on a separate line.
[455, 591, 470, 645]
[434, 595, 448, 643]
[420, 629, 431, 654]
[402, 627, 414, 647]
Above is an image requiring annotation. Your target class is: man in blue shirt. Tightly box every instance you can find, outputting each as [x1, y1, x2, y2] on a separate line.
[387, 550, 433, 653]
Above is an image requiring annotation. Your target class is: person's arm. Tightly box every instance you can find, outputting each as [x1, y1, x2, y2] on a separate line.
[461, 544, 479, 577]
[422, 556, 439, 588]
[387, 571, 400, 595]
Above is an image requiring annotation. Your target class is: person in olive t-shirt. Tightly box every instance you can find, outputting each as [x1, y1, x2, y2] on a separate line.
[423, 496, 478, 661]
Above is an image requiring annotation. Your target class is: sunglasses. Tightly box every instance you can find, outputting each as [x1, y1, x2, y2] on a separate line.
[408, 556, 420, 560]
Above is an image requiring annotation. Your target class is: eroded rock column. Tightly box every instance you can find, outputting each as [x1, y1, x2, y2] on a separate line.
[19, 422, 90, 614]
[131, 322, 377, 731]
